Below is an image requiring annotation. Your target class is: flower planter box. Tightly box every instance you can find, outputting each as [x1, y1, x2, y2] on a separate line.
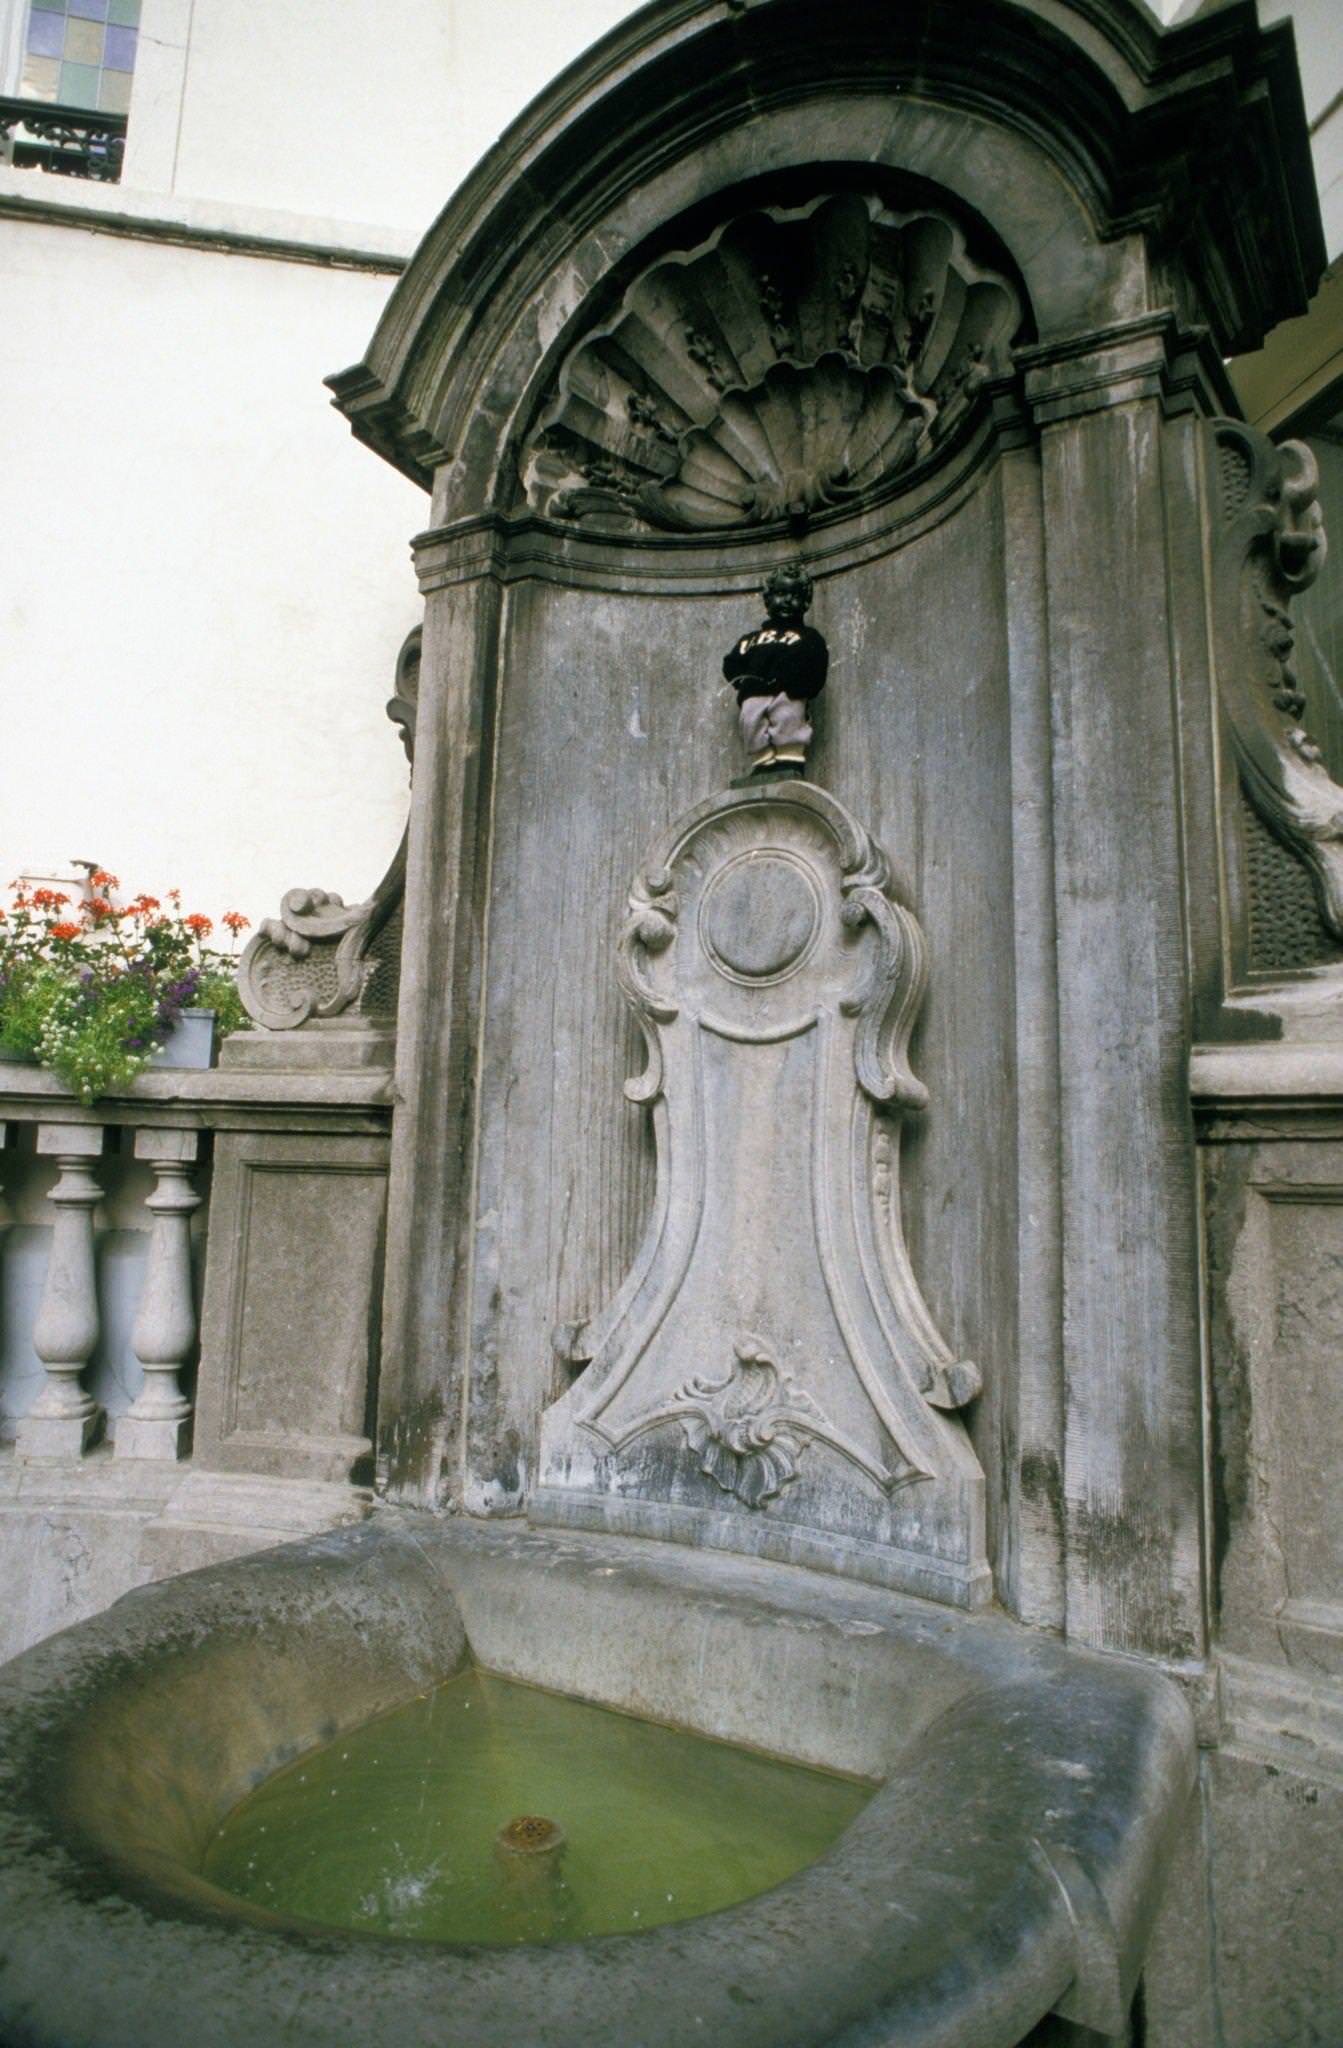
[149, 1009, 216, 1072]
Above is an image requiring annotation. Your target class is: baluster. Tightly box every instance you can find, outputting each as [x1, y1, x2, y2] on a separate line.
[118, 1129, 200, 1461]
[17, 1122, 105, 1459]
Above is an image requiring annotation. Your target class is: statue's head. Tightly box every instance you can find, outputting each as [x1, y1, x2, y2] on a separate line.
[763, 562, 813, 624]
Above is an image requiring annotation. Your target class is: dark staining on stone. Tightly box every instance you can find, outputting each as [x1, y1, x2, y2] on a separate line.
[1019, 1447, 1064, 1522]
[379, 1391, 447, 1497]
[1202, 1154, 1254, 1615]
[1068, 1497, 1201, 1664]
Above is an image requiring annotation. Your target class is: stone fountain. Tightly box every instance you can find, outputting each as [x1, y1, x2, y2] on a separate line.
[0, 1, 1330, 2042]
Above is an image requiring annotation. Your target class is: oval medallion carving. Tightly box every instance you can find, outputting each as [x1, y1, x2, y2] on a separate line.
[700, 852, 820, 982]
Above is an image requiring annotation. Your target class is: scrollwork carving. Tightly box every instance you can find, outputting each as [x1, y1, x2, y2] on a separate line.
[614, 866, 679, 1105]
[668, 1335, 825, 1507]
[663, 1333, 897, 1508]
[1210, 420, 1342, 937]
[238, 626, 420, 1030]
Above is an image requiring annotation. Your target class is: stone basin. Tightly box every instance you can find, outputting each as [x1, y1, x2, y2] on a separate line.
[0, 1518, 1193, 2048]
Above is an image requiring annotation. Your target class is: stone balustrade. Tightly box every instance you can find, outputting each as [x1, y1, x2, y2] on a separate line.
[0, 1031, 394, 1660]
[0, 1104, 201, 1462]
[0, 1030, 393, 1480]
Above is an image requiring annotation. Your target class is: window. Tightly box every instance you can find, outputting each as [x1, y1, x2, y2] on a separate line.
[20, 0, 137, 115]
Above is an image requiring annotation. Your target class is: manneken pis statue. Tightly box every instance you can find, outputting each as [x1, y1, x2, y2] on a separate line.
[722, 563, 828, 777]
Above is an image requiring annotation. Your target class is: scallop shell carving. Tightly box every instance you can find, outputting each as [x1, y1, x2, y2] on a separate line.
[522, 192, 1023, 532]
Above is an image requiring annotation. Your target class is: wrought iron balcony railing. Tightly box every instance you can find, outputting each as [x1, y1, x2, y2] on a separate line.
[0, 96, 126, 184]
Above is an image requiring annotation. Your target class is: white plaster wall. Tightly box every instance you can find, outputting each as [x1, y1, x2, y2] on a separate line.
[130, 0, 647, 236]
[1, 0, 650, 926]
[0, 220, 421, 923]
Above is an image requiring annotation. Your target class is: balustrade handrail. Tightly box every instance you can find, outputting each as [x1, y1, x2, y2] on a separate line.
[0, 95, 127, 184]
[0, 1059, 392, 1130]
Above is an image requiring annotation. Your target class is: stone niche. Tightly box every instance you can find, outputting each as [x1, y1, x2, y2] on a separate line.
[329, 0, 1323, 1649]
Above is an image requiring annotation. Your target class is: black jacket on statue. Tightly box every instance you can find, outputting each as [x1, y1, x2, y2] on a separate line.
[723, 622, 829, 705]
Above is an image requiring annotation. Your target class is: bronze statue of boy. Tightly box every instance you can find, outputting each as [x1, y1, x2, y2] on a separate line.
[723, 563, 828, 778]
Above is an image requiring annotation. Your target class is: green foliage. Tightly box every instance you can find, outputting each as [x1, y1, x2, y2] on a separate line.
[0, 877, 253, 1106]
[195, 969, 249, 1042]
[0, 964, 64, 1059]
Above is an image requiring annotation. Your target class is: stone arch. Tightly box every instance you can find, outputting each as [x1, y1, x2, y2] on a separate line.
[329, 0, 1317, 516]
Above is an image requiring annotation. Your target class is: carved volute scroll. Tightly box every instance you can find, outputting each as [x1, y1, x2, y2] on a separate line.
[1211, 420, 1341, 943]
[238, 627, 419, 1030]
[521, 191, 1022, 533]
[533, 781, 989, 1610]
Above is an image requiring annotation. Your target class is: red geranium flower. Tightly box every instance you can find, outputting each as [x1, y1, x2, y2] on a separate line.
[222, 911, 249, 934]
[49, 922, 81, 943]
[184, 913, 213, 935]
[31, 888, 71, 910]
[91, 869, 118, 890]
[86, 897, 114, 921]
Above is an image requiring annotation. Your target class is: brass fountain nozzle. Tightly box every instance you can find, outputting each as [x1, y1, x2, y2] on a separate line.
[495, 1815, 566, 1858]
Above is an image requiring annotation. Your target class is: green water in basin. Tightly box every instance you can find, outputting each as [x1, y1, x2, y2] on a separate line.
[201, 1668, 874, 1946]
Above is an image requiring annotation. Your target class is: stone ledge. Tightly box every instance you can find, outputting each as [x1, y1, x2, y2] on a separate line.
[0, 1446, 371, 1665]
[1220, 1650, 1343, 1786]
[1191, 1041, 1343, 1104]
[0, 1059, 393, 1132]
[0, 164, 412, 272]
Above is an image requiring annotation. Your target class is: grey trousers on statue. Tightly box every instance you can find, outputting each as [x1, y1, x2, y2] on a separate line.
[738, 691, 813, 761]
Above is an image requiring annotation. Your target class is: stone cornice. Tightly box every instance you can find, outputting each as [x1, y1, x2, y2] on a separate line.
[1018, 313, 1237, 426]
[0, 168, 411, 273]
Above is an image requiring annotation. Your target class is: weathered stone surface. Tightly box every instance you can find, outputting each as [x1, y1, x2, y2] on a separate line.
[1202, 1746, 1343, 2048]
[0, 1516, 1194, 2048]
[192, 1130, 387, 1484]
[0, 1456, 368, 1665]
[1203, 1132, 1343, 1676]
[522, 191, 1022, 532]
[534, 780, 987, 1606]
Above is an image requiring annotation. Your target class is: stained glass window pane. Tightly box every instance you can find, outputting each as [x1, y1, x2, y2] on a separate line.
[97, 65, 130, 112]
[64, 15, 103, 63]
[26, 10, 64, 55]
[20, 51, 60, 97]
[58, 57, 100, 105]
[20, 0, 137, 116]
[103, 23, 135, 68]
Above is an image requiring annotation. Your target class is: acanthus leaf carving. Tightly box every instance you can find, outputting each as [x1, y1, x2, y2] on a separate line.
[668, 1334, 826, 1507]
[1211, 420, 1342, 936]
